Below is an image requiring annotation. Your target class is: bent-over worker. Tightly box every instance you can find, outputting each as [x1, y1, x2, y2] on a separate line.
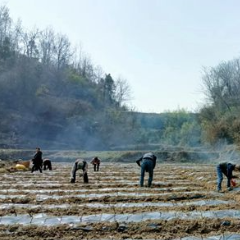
[70, 159, 88, 183]
[136, 152, 157, 187]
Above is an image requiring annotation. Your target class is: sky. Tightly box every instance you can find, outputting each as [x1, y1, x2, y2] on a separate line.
[2, 0, 240, 113]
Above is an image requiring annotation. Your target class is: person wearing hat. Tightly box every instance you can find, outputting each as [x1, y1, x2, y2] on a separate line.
[216, 162, 240, 192]
[136, 152, 157, 187]
[70, 159, 88, 183]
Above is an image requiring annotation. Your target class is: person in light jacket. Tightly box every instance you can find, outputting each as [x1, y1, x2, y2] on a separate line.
[70, 159, 88, 183]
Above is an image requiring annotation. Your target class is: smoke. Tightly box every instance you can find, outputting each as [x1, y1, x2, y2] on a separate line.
[212, 141, 240, 164]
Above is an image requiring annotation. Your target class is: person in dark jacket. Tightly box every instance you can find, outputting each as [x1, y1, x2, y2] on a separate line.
[91, 157, 101, 171]
[136, 152, 157, 187]
[70, 159, 88, 183]
[43, 159, 52, 171]
[216, 162, 240, 192]
[31, 147, 43, 173]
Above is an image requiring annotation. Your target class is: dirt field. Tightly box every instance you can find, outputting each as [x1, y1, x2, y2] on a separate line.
[0, 161, 240, 239]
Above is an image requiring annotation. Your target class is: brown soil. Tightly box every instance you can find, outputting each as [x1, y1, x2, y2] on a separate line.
[0, 162, 239, 239]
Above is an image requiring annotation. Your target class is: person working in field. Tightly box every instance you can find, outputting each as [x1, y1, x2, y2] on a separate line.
[136, 152, 157, 187]
[43, 159, 52, 170]
[216, 162, 240, 192]
[91, 156, 101, 171]
[31, 147, 43, 173]
[70, 159, 88, 183]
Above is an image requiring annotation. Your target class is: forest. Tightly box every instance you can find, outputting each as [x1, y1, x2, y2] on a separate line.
[0, 5, 240, 150]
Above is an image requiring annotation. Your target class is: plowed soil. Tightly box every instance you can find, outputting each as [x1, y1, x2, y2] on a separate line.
[0, 162, 240, 239]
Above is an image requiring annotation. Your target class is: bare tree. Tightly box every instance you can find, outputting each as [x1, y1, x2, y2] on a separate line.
[39, 28, 55, 65]
[94, 65, 104, 83]
[21, 28, 40, 58]
[202, 59, 240, 112]
[0, 6, 14, 60]
[73, 45, 96, 81]
[54, 33, 72, 70]
[0, 6, 12, 46]
[11, 19, 23, 54]
[115, 77, 132, 107]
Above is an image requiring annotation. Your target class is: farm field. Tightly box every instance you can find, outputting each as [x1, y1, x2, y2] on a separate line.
[0, 162, 240, 239]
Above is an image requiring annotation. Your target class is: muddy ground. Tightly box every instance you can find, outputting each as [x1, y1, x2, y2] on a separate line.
[0, 161, 240, 239]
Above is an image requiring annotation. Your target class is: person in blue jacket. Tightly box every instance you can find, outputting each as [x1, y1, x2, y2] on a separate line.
[136, 152, 157, 187]
[216, 162, 240, 192]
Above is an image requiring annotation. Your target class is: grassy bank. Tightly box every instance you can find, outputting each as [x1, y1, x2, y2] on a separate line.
[0, 148, 221, 163]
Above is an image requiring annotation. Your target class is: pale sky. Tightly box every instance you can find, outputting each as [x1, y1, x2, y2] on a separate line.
[2, 0, 240, 113]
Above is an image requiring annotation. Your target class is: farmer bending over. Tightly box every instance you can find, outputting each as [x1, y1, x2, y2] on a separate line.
[136, 152, 157, 187]
[43, 159, 52, 170]
[216, 162, 240, 192]
[91, 157, 101, 171]
[70, 159, 88, 183]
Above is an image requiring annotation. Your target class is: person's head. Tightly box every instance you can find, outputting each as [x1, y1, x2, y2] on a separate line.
[36, 147, 40, 152]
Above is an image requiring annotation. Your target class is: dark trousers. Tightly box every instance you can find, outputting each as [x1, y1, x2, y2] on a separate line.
[217, 165, 230, 190]
[83, 172, 89, 183]
[140, 159, 154, 187]
[93, 164, 100, 171]
[71, 163, 88, 183]
[31, 163, 42, 173]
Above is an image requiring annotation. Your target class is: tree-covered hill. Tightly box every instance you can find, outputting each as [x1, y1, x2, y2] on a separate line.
[0, 6, 205, 150]
[3, 5, 240, 152]
[0, 6, 139, 149]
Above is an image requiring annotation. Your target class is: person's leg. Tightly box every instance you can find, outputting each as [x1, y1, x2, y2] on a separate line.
[97, 164, 99, 171]
[83, 172, 89, 183]
[35, 164, 39, 172]
[70, 162, 78, 183]
[36, 163, 42, 173]
[94, 164, 96, 171]
[49, 161, 52, 170]
[216, 165, 223, 191]
[227, 177, 231, 189]
[43, 162, 46, 170]
[147, 161, 154, 187]
[31, 164, 35, 173]
[140, 161, 146, 187]
[36, 162, 42, 173]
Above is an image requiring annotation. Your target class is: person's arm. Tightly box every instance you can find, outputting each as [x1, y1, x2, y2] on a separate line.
[136, 157, 142, 167]
[39, 151, 43, 160]
[152, 155, 157, 169]
[70, 162, 78, 182]
[227, 164, 234, 179]
[84, 162, 88, 172]
[32, 153, 37, 160]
